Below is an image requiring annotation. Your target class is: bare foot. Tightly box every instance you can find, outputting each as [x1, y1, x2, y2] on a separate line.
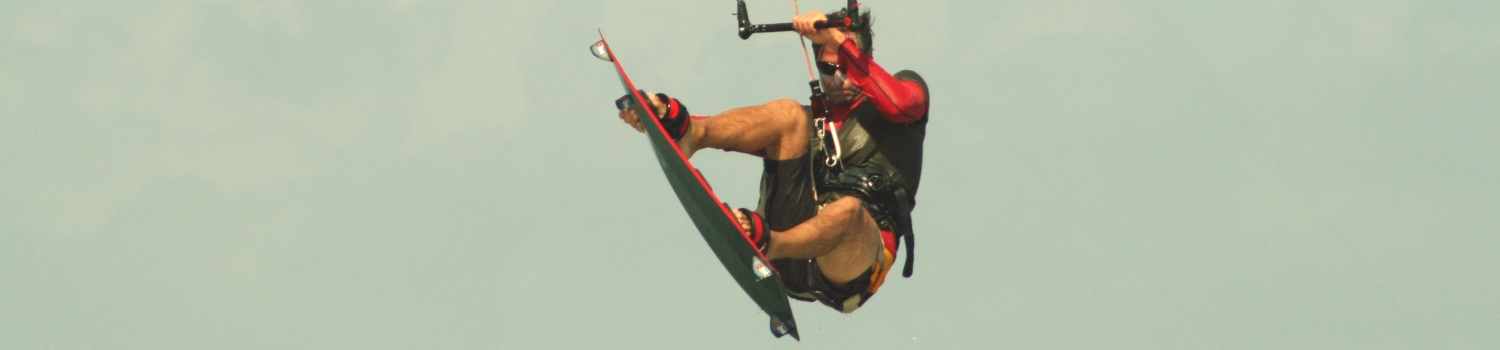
[733, 208, 753, 233]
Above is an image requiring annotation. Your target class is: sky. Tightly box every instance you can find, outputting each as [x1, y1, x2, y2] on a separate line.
[3, 0, 1499, 349]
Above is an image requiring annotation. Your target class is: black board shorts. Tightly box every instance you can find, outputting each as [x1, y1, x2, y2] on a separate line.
[757, 155, 890, 313]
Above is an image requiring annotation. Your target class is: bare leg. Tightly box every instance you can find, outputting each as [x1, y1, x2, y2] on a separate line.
[688, 100, 877, 285]
[766, 196, 883, 285]
[680, 99, 809, 161]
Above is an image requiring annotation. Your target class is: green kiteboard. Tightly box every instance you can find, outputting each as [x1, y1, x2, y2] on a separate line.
[591, 32, 799, 340]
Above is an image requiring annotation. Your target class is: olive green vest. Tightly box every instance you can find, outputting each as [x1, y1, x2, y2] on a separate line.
[828, 70, 928, 201]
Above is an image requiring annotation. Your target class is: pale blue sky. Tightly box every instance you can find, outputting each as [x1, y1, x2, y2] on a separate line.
[4, 1, 1498, 349]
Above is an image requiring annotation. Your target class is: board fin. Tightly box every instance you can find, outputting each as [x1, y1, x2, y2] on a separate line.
[769, 313, 800, 340]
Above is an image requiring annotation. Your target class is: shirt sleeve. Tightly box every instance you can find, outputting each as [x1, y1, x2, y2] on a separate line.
[837, 38, 928, 124]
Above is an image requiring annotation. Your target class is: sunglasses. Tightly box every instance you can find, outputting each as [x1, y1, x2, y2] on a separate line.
[817, 61, 840, 76]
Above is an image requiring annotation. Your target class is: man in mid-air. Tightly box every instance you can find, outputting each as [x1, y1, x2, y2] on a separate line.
[615, 9, 928, 313]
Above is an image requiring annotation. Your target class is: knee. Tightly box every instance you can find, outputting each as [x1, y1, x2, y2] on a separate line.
[825, 197, 871, 232]
[766, 98, 802, 112]
[765, 98, 809, 130]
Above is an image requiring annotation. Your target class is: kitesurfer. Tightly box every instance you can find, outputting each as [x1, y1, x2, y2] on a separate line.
[615, 9, 927, 313]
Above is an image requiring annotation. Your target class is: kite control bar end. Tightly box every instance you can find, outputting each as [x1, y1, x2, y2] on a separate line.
[736, 0, 859, 40]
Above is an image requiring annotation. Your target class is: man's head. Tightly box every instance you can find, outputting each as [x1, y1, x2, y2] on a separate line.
[810, 9, 872, 61]
[812, 9, 872, 105]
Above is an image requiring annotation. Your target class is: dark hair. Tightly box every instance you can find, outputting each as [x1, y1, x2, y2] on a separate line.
[813, 8, 873, 56]
[851, 8, 873, 56]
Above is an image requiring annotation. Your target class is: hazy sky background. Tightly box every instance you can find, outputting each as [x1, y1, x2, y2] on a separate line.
[4, 1, 1498, 349]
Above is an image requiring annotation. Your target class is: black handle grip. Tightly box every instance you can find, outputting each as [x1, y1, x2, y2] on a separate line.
[739, 17, 849, 40]
[736, 0, 853, 40]
[741, 20, 847, 39]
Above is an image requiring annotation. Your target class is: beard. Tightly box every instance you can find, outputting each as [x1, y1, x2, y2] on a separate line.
[819, 71, 861, 105]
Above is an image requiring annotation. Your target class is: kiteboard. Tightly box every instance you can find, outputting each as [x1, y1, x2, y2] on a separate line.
[591, 31, 799, 340]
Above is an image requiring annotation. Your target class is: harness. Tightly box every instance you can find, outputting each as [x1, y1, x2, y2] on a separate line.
[816, 162, 916, 277]
[808, 83, 917, 278]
